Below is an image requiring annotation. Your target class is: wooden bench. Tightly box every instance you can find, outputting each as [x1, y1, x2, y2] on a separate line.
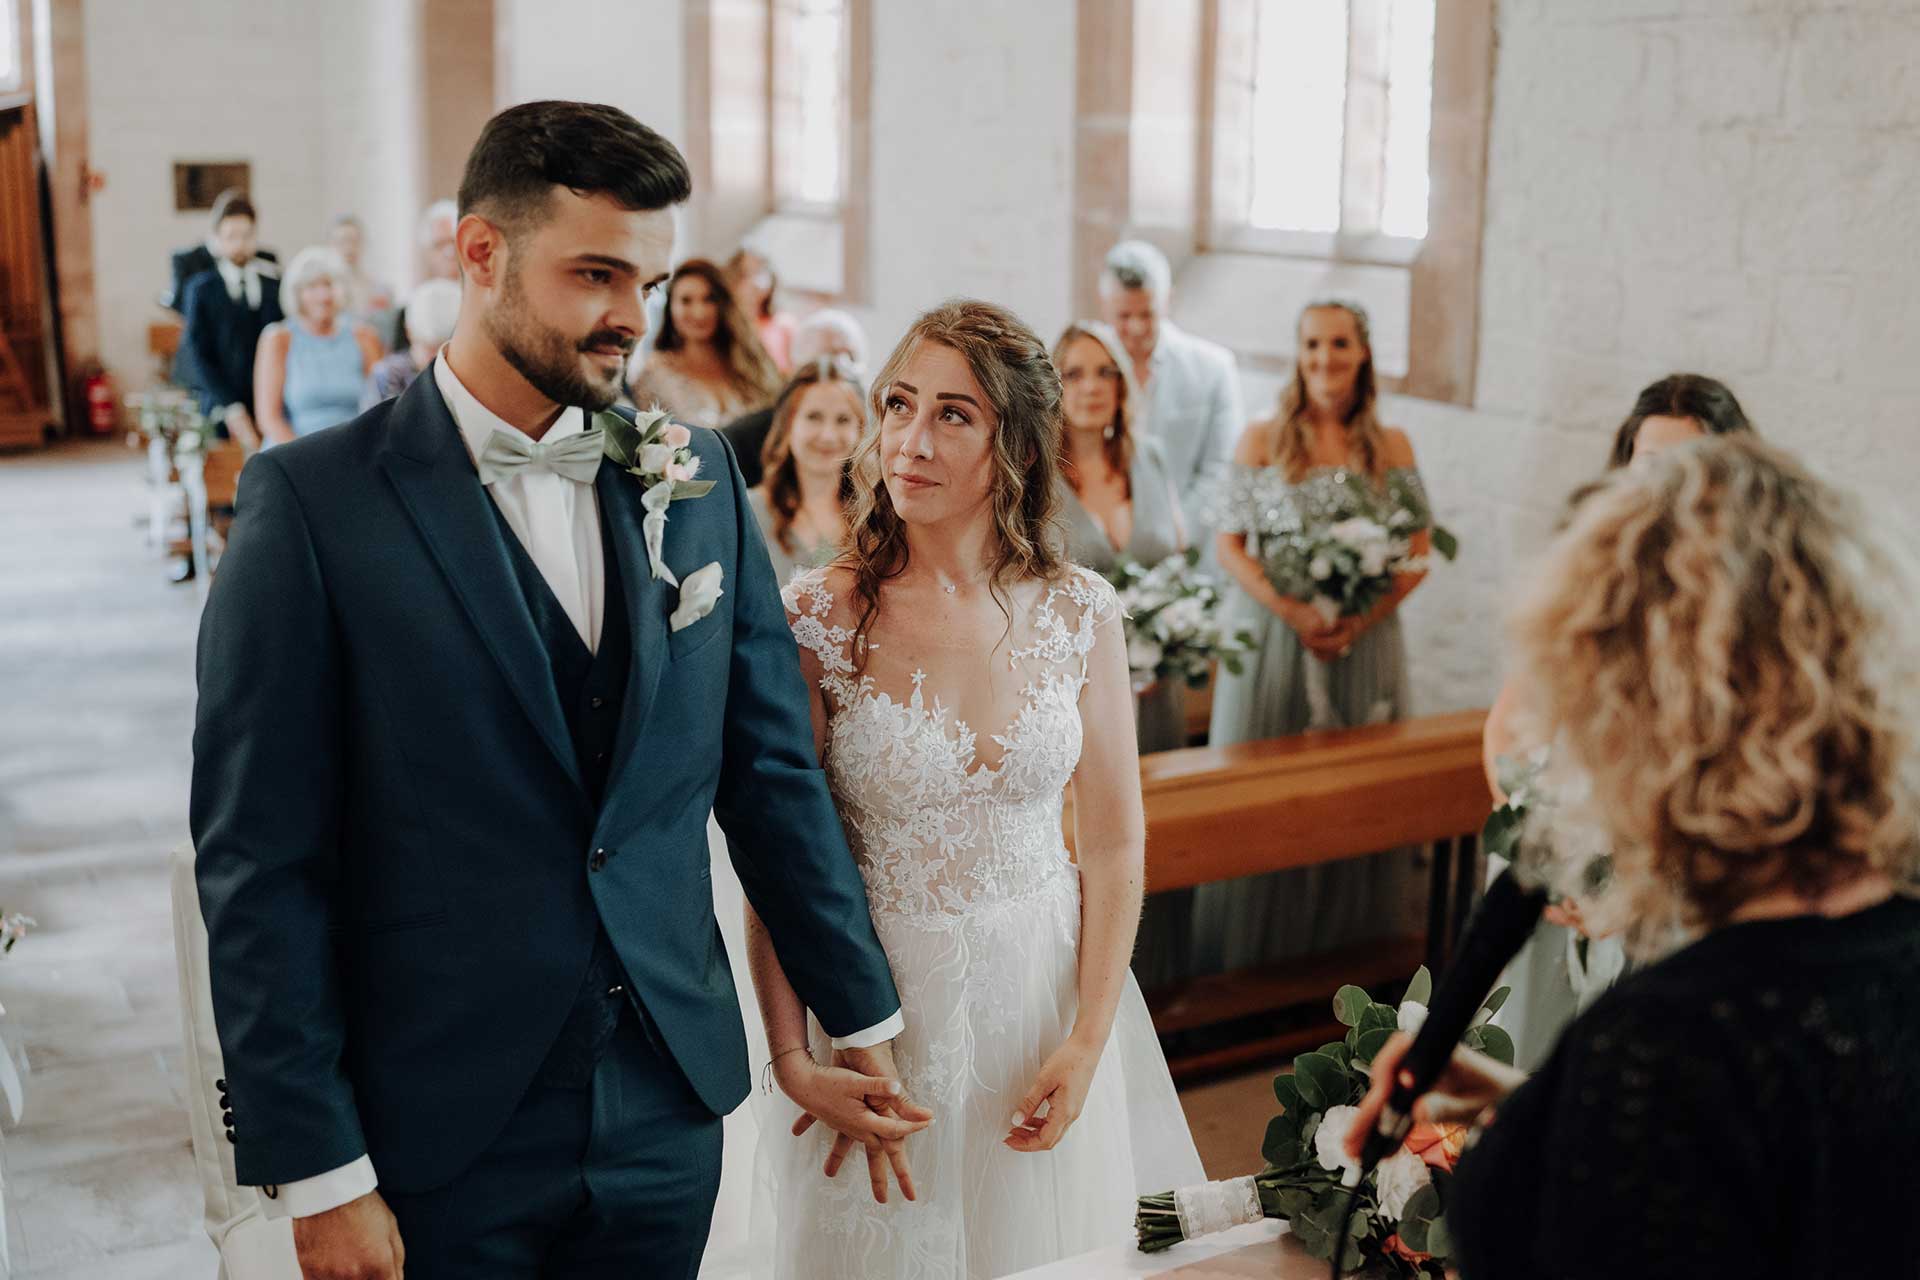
[1067, 709, 1491, 1079]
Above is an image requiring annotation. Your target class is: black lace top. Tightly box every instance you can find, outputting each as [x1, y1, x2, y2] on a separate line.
[1449, 894, 1920, 1280]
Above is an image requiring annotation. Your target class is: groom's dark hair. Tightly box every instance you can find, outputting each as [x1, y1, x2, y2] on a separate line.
[458, 100, 692, 242]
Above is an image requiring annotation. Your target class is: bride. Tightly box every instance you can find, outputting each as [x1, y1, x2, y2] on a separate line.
[723, 299, 1202, 1279]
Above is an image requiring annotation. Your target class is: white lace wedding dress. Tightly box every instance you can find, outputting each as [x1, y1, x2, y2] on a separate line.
[714, 564, 1204, 1280]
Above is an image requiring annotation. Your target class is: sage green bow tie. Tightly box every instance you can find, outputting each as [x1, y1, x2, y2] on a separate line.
[475, 426, 605, 486]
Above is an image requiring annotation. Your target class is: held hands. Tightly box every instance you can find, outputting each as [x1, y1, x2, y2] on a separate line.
[1004, 1033, 1103, 1153]
[1342, 1031, 1527, 1166]
[1277, 597, 1364, 662]
[778, 1040, 934, 1204]
[291, 1189, 405, 1280]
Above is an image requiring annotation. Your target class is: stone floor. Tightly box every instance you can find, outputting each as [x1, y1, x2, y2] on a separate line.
[0, 439, 1279, 1278]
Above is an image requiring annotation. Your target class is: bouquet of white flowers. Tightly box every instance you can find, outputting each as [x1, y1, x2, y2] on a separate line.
[1136, 966, 1512, 1274]
[1107, 549, 1255, 691]
[1262, 513, 1458, 728]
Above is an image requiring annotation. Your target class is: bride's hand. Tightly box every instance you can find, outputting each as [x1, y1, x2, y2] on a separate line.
[779, 1044, 933, 1204]
[1005, 1034, 1103, 1153]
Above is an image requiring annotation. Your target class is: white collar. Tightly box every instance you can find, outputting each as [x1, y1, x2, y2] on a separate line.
[433, 355, 586, 469]
[216, 257, 253, 284]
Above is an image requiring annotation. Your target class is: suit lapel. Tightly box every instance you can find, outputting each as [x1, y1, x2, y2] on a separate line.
[378, 376, 586, 797]
[595, 460, 671, 785]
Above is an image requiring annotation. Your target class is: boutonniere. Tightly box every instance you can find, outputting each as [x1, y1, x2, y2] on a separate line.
[597, 407, 716, 587]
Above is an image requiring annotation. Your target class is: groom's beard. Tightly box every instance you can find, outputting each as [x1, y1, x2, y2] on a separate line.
[484, 265, 634, 411]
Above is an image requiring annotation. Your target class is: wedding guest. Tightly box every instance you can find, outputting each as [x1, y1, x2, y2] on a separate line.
[253, 247, 383, 444]
[722, 308, 867, 487]
[725, 245, 797, 371]
[1482, 372, 1756, 1069]
[383, 199, 463, 350]
[327, 214, 395, 321]
[416, 198, 461, 283]
[360, 279, 461, 411]
[1054, 322, 1196, 994]
[628, 258, 781, 429]
[1353, 435, 1920, 1280]
[1194, 299, 1433, 973]
[178, 192, 283, 449]
[1098, 240, 1242, 537]
[162, 187, 279, 314]
[749, 359, 862, 584]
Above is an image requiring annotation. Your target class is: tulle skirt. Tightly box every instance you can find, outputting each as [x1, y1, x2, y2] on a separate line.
[700, 819, 1203, 1280]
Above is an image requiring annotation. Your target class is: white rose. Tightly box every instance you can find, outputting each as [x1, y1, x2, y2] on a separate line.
[1358, 544, 1391, 577]
[669, 561, 725, 632]
[1127, 634, 1164, 676]
[1309, 555, 1333, 581]
[639, 442, 675, 474]
[1397, 1000, 1428, 1035]
[1313, 1104, 1361, 1175]
[1374, 1146, 1432, 1221]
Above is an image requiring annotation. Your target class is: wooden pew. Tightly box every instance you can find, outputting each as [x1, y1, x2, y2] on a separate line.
[1067, 708, 1491, 1079]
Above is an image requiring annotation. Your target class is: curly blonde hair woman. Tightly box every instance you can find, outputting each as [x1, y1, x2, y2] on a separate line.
[741, 299, 1204, 1278]
[1353, 435, 1920, 1280]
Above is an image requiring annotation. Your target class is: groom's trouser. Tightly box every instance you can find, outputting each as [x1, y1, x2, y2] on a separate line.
[385, 939, 724, 1279]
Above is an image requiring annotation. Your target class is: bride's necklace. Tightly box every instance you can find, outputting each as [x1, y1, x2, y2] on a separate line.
[933, 568, 992, 596]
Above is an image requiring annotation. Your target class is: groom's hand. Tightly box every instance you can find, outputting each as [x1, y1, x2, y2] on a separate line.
[292, 1189, 405, 1279]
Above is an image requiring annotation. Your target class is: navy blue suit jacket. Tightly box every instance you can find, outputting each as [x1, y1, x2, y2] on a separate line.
[190, 372, 899, 1192]
[180, 267, 283, 418]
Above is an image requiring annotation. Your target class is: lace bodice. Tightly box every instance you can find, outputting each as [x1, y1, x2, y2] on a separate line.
[783, 566, 1120, 923]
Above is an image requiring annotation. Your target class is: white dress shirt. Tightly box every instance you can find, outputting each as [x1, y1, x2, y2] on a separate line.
[266, 356, 898, 1219]
[215, 256, 267, 310]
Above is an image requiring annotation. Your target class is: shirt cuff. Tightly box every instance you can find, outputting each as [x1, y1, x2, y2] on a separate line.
[830, 1010, 905, 1051]
[258, 1155, 378, 1220]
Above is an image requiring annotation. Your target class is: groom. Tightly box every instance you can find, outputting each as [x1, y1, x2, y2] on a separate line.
[192, 101, 913, 1279]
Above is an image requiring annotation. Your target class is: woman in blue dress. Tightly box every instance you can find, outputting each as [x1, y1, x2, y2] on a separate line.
[253, 246, 383, 446]
[1195, 299, 1435, 973]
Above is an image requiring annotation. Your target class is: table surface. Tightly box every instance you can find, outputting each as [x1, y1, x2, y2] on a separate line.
[1004, 1222, 1334, 1279]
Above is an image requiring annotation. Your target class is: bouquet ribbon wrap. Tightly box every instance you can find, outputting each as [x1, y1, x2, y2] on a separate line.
[1174, 1175, 1264, 1240]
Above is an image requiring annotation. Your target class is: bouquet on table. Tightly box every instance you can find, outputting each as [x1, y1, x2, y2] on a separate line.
[1262, 514, 1458, 729]
[1106, 548, 1255, 692]
[1136, 966, 1512, 1276]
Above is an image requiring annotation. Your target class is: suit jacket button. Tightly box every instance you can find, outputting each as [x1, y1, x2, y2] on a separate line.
[264, 1185, 279, 1200]
[222, 1109, 234, 1125]
[215, 1078, 228, 1092]
[590, 848, 609, 871]
[590, 695, 606, 710]
[225, 1129, 236, 1144]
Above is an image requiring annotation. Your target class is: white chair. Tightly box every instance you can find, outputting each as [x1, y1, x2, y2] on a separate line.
[169, 845, 303, 1280]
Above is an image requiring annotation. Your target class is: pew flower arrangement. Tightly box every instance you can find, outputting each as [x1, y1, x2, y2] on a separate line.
[1261, 512, 1459, 728]
[1136, 966, 1512, 1276]
[126, 389, 216, 458]
[1105, 549, 1255, 692]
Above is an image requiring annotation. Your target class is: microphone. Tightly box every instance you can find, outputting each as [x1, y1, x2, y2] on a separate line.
[1355, 868, 1547, 1172]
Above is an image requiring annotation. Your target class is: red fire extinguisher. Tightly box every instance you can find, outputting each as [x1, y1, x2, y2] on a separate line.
[83, 365, 117, 436]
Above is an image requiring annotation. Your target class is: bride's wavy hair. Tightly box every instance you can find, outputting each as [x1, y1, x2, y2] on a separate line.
[1263, 299, 1389, 484]
[1513, 436, 1920, 954]
[838, 300, 1068, 669]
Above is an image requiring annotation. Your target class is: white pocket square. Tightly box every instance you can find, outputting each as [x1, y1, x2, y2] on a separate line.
[670, 561, 725, 633]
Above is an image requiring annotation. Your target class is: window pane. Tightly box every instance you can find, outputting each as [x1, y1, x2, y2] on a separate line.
[0, 0, 19, 92]
[789, 0, 846, 207]
[1246, 1, 1349, 234]
[1380, 0, 1434, 239]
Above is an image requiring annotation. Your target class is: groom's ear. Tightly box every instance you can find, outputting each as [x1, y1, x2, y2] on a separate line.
[457, 213, 508, 290]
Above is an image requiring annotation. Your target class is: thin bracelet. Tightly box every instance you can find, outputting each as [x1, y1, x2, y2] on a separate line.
[762, 1045, 812, 1094]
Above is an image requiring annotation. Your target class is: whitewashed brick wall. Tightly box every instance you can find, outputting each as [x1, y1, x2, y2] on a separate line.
[1392, 0, 1920, 715]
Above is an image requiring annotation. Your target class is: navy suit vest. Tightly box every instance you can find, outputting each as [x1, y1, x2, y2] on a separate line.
[483, 497, 638, 1085]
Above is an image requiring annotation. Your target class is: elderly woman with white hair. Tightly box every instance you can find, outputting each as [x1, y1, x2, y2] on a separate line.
[253, 246, 383, 444]
[360, 278, 461, 410]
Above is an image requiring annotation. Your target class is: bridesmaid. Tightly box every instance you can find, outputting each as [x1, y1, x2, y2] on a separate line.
[627, 258, 781, 428]
[749, 358, 863, 585]
[1482, 372, 1754, 1068]
[1053, 322, 1193, 991]
[1194, 299, 1434, 973]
